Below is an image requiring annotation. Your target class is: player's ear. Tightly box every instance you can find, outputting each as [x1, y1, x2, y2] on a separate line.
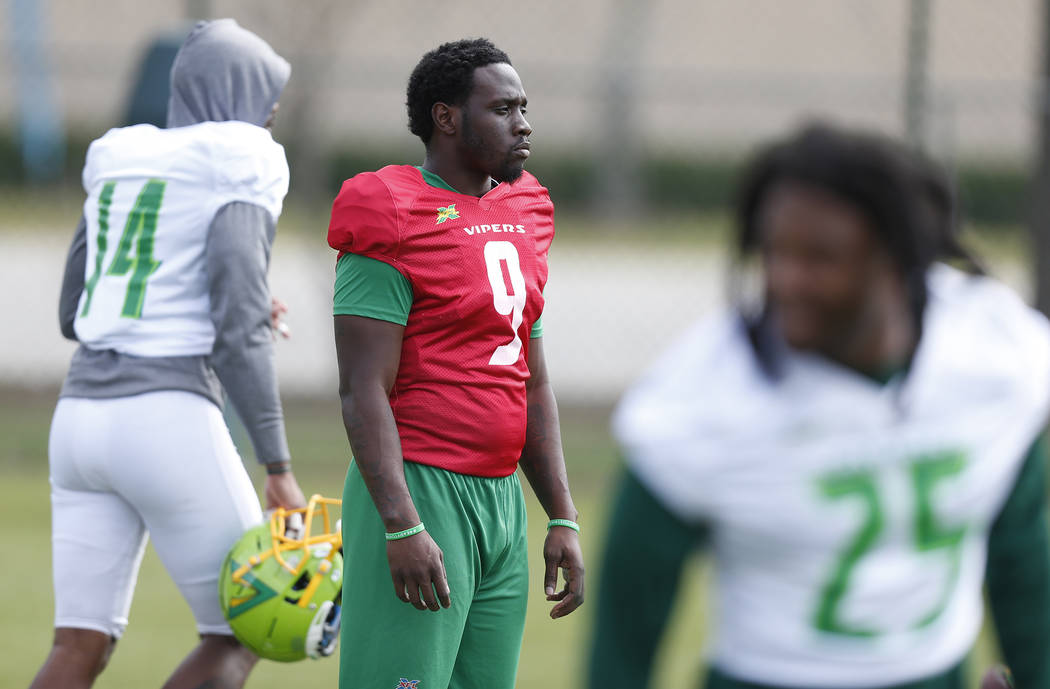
[432, 102, 457, 137]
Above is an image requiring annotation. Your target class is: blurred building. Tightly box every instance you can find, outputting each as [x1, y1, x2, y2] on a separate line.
[0, 0, 1041, 160]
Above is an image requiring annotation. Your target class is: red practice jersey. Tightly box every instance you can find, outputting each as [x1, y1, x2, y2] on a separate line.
[328, 165, 555, 477]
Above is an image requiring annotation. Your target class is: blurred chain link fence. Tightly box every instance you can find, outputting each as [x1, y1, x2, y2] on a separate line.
[0, 0, 1044, 402]
[2, 2, 1039, 157]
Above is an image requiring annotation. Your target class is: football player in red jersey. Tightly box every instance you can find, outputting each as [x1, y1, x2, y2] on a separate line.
[328, 38, 584, 689]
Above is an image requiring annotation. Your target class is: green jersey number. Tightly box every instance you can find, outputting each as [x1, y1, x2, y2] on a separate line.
[81, 179, 166, 319]
[814, 451, 968, 637]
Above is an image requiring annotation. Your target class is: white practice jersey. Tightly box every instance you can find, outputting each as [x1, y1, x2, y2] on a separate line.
[614, 265, 1050, 688]
[73, 122, 288, 357]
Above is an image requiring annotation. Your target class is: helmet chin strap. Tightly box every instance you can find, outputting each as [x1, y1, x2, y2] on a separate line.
[319, 601, 342, 657]
[305, 600, 342, 658]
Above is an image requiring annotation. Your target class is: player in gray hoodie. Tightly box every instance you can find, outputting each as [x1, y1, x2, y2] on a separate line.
[31, 19, 307, 689]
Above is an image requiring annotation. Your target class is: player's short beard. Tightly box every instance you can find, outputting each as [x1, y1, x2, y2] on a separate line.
[462, 110, 524, 184]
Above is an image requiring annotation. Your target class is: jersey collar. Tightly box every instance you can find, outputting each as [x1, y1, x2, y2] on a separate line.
[416, 166, 459, 193]
[416, 166, 502, 198]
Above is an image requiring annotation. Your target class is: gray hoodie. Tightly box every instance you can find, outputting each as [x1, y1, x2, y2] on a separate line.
[58, 19, 292, 466]
[167, 18, 289, 128]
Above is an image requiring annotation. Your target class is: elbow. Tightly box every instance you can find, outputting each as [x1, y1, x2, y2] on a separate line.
[338, 377, 363, 424]
[60, 319, 78, 342]
[338, 373, 354, 405]
[337, 364, 395, 406]
[338, 376, 392, 422]
[526, 376, 555, 404]
[59, 295, 79, 341]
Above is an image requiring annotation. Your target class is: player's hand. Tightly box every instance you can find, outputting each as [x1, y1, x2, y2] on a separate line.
[264, 470, 307, 511]
[543, 525, 585, 619]
[980, 666, 1014, 689]
[271, 296, 291, 339]
[386, 530, 452, 612]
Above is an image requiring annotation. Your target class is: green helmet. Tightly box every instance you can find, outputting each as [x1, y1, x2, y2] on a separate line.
[219, 495, 343, 662]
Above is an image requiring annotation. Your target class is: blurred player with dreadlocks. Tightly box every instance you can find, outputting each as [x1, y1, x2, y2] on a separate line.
[588, 122, 1050, 689]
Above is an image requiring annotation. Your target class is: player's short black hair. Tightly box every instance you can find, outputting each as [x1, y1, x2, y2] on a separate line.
[734, 122, 983, 377]
[406, 38, 511, 145]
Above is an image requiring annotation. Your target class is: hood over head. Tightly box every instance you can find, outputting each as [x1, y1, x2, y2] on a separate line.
[167, 19, 290, 128]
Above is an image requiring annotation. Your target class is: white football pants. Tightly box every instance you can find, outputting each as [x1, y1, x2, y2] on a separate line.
[48, 391, 263, 638]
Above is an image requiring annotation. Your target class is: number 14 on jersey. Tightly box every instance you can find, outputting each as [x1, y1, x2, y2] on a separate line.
[82, 179, 166, 319]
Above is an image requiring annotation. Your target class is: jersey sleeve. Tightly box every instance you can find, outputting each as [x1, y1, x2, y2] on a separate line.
[80, 127, 120, 192]
[530, 285, 544, 338]
[588, 469, 706, 689]
[327, 172, 403, 265]
[81, 136, 102, 193]
[985, 435, 1050, 688]
[59, 216, 88, 341]
[206, 202, 290, 465]
[333, 253, 413, 325]
[612, 314, 752, 523]
[530, 315, 543, 339]
[213, 126, 290, 222]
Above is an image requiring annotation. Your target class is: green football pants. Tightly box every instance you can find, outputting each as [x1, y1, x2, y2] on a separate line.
[339, 460, 529, 689]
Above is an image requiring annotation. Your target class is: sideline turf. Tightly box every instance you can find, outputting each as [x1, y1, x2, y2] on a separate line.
[0, 392, 1002, 688]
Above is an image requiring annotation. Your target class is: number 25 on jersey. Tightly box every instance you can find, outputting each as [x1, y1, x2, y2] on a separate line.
[81, 179, 166, 319]
[814, 451, 968, 637]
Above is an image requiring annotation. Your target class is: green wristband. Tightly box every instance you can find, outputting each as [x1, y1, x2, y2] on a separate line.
[547, 518, 580, 533]
[385, 523, 425, 541]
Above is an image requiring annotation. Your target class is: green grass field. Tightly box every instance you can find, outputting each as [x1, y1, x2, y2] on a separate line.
[0, 389, 721, 688]
[0, 389, 1006, 688]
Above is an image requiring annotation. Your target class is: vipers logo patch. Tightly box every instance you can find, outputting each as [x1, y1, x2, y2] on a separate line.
[435, 204, 460, 224]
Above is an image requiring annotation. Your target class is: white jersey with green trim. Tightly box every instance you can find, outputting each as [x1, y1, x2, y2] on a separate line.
[613, 264, 1050, 688]
[73, 121, 288, 357]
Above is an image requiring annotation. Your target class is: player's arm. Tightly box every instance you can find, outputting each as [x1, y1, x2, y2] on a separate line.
[58, 215, 87, 341]
[205, 201, 305, 510]
[587, 469, 706, 689]
[334, 312, 451, 612]
[519, 336, 585, 618]
[985, 434, 1050, 688]
[331, 253, 450, 611]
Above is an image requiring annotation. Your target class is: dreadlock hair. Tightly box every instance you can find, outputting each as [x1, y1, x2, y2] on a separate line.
[732, 121, 982, 377]
[406, 38, 511, 145]
[907, 148, 987, 276]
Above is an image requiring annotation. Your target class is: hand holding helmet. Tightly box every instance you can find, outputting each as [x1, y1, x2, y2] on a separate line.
[219, 495, 343, 662]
